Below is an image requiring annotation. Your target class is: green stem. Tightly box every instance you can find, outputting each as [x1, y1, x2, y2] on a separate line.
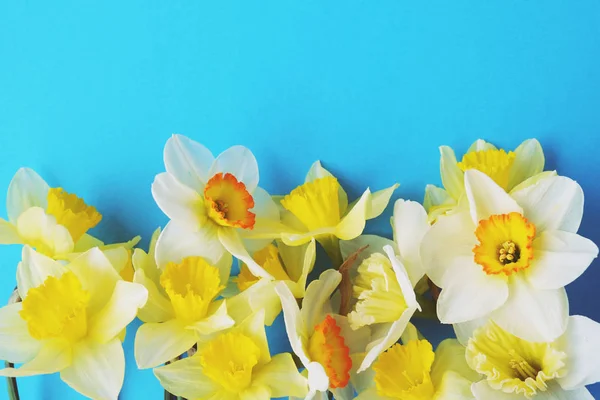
[5, 288, 20, 400]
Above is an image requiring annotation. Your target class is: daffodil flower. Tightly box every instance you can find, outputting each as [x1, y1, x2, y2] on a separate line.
[354, 337, 479, 400]
[421, 169, 599, 342]
[133, 229, 235, 369]
[153, 310, 308, 400]
[151, 134, 282, 280]
[0, 246, 148, 399]
[0, 167, 139, 259]
[457, 316, 600, 399]
[279, 161, 398, 266]
[275, 269, 371, 400]
[425, 139, 549, 221]
[226, 239, 316, 326]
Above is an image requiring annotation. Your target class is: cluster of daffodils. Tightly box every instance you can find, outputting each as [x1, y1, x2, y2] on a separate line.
[0, 135, 598, 400]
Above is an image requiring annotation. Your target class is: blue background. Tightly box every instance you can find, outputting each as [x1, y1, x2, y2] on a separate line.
[1, 1, 600, 398]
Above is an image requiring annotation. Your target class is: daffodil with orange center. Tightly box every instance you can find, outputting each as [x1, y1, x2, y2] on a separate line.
[152, 134, 283, 282]
[424, 138, 551, 221]
[276, 269, 370, 400]
[0, 168, 139, 260]
[421, 169, 598, 342]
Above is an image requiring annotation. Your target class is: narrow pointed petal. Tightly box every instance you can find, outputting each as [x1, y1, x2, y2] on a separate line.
[274, 281, 309, 365]
[440, 146, 465, 200]
[300, 269, 341, 331]
[366, 184, 399, 220]
[464, 169, 522, 224]
[335, 189, 370, 240]
[218, 228, 272, 279]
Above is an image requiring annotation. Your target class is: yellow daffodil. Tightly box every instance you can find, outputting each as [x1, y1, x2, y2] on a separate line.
[226, 239, 316, 326]
[421, 170, 598, 342]
[0, 167, 139, 259]
[425, 139, 550, 221]
[275, 269, 371, 400]
[133, 227, 235, 369]
[154, 310, 308, 400]
[0, 246, 148, 399]
[456, 316, 600, 399]
[279, 161, 398, 266]
[354, 336, 478, 400]
[152, 134, 283, 281]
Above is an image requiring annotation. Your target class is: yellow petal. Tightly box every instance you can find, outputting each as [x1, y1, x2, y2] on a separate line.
[153, 355, 220, 399]
[335, 189, 371, 240]
[133, 269, 174, 323]
[16, 207, 74, 258]
[187, 300, 235, 336]
[365, 184, 399, 220]
[253, 353, 308, 398]
[134, 319, 197, 369]
[6, 167, 49, 223]
[0, 339, 71, 377]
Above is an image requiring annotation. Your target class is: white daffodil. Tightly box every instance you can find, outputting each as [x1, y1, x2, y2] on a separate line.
[354, 334, 479, 400]
[275, 269, 371, 400]
[424, 138, 550, 221]
[421, 169, 598, 342]
[0, 246, 148, 400]
[133, 227, 235, 369]
[279, 161, 398, 266]
[336, 241, 420, 373]
[152, 134, 282, 280]
[456, 316, 600, 400]
[154, 310, 308, 400]
[0, 167, 139, 260]
[226, 239, 316, 326]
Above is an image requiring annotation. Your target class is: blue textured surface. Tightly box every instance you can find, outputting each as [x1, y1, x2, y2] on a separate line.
[1, 1, 599, 398]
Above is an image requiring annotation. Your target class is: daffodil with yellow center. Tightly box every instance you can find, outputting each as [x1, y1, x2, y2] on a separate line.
[276, 269, 371, 400]
[458, 317, 600, 399]
[152, 134, 284, 283]
[424, 138, 551, 221]
[279, 161, 398, 266]
[0, 246, 148, 399]
[227, 240, 316, 326]
[0, 167, 139, 261]
[134, 251, 235, 369]
[154, 311, 308, 400]
[354, 333, 478, 400]
[421, 169, 598, 342]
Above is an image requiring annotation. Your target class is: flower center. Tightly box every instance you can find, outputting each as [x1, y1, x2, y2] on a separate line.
[160, 256, 224, 324]
[457, 148, 516, 190]
[307, 315, 352, 389]
[235, 244, 291, 291]
[46, 187, 102, 242]
[372, 340, 436, 400]
[199, 332, 261, 392]
[280, 176, 342, 232]
[473, 212, 536, 276]
[466, 322, 567, 397]
[348, 253, 408, 330]
[20, 272, 90, 343]
[203, 173, 255, 230]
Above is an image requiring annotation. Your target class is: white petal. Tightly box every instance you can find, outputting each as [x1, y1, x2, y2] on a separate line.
[218, 228, 272, 279]
[133, 269, 174, 323]
[151, 172, 204, 230]
[0, 218, 21, 244]
[153, 356, 219, 399]
[471, 380, 524, 400]
[467, 139, 497, 152]
[384, 245, 419, 311]
[557, 315, 600, 389]
[274, 281, 309, 365]
[440, 145, 465, 200]
[188, 300, 235, 336]
[420, 210, 477, 288]
[301, 269, 341, 332]
[491, 276, 568, 342]
[527, 230, 598, 290]
[253, 353, 308, 398]
[507, 139, 545, 190]
[511, 175, 583, 233]
[164, 134, 214, 191]
[251, 186, 279, 220]
[154, 221, 225, 272]
[307, 362, 330, 392]
[134, 319, 197, 369]
[17, 246, 66, 299]
[464, 169, 522, 224]
[89, 281, 148, 343]
[227, 280, 281, 326]
[453, 317, 488, 347]
[60, 338, 124, 400]
[392, 199, 430, 284]
[423, 184, 455, 217]
[0, 339, 71, 377]
[208, 145, 259, 192]
[0, 303, 41, 363]
[7, 167, 49, 223]
[16, 207, 74, 258]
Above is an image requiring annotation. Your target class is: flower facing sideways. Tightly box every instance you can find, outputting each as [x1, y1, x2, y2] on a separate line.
[279, 161, 397, 266]
[421, 169, 598, 342]
[462, 316, 600, 399]
[152, 134, 282, 281]
[154, 311, 308, 400]
[424, 139, 547, 221]
[0, 246, 148, 400]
